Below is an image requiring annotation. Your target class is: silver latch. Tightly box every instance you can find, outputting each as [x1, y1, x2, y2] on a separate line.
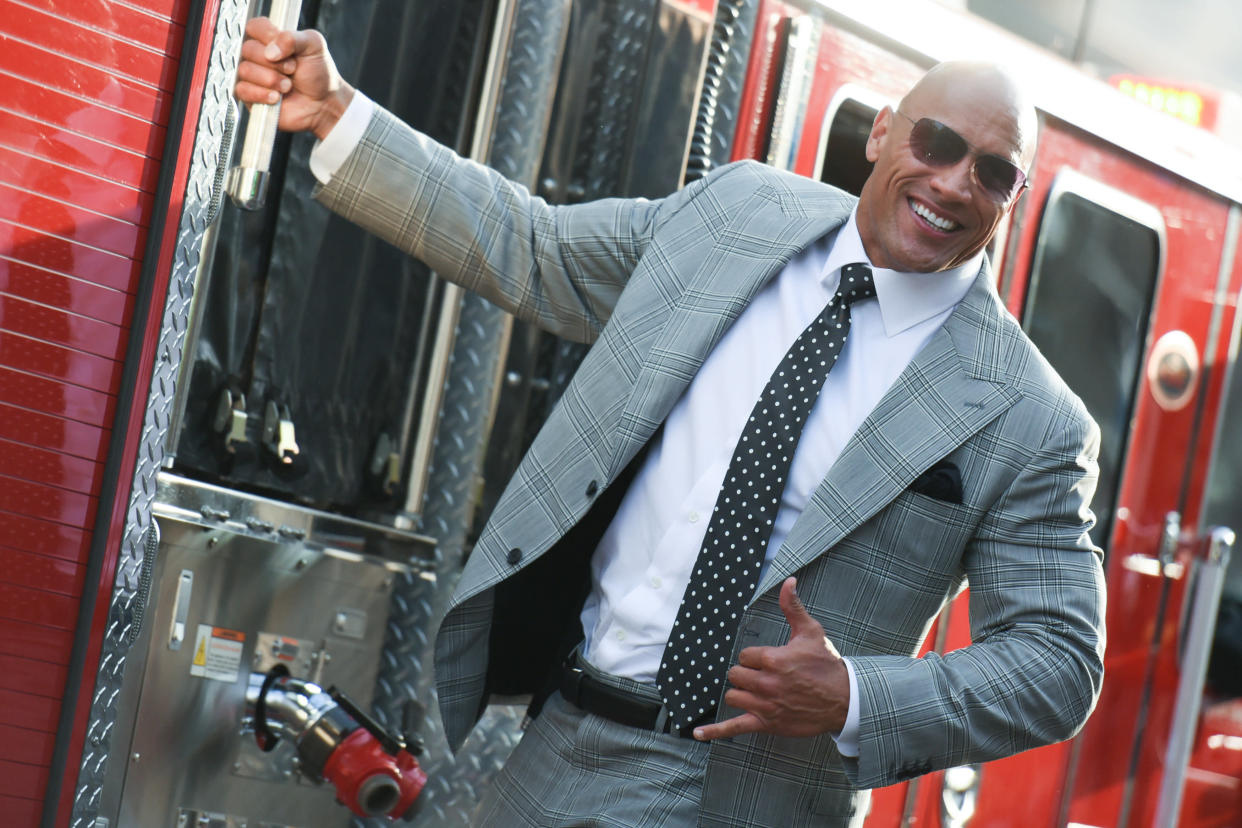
[263, 401, 300, 464]
[169, 569, 194, 651]
[1159, 510, 1181, 566]
[369, 432, 402, 495]
[213, 389, 249, 452]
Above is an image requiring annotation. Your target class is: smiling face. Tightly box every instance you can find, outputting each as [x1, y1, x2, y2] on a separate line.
[856, 62, 1037, 273]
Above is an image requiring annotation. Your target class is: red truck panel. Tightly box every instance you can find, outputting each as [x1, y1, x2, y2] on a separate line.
[0, 1, 192, 823]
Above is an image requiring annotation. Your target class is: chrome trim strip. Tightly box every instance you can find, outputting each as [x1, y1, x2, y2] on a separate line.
[403, 0, 522, 516]
[1153, 527, 1235, 827]
[1197, 204, 1242, 534]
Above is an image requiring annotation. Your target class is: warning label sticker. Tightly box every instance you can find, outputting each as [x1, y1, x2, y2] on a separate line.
[190, 624, 245, 682]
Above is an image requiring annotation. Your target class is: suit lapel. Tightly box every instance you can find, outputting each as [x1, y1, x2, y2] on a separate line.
[756, 269, 1021, 598]
[607, 183, 854, 473]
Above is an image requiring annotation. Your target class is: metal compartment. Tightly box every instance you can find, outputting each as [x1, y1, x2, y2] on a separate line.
[101, 475, 435, 827]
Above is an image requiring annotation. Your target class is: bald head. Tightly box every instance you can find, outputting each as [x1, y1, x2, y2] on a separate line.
[901, 61, 1039, 168]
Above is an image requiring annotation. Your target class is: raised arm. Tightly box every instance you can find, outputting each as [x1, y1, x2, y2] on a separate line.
[235, 18, 713, 342]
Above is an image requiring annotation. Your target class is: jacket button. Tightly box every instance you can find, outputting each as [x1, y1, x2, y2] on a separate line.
[585, 480, 599, 497]
[506, 547, 522, 565]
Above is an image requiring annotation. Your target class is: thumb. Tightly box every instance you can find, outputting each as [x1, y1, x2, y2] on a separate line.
[779, 576, 822, 638]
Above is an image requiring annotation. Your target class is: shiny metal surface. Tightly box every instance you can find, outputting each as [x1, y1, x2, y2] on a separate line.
[364, 2, 573, 824]
[176, 808, 296, 828]
[685, 0, 761, 182]
[622, 0, 714, 197]
[227, 0, 301, 210]
[224, 166, 271, 211]
[766, 15, 821, 172]
[110, 509, 410, 827]
[246, 674, 339, 741]
[154, 472, 436, 569]
[1153, 527, 1235, 827]
[401, 0, 522, 517]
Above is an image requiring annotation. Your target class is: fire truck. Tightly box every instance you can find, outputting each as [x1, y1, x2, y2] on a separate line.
[2, 0, 1240, 825]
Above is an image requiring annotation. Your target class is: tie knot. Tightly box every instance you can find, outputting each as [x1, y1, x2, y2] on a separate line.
[838, 263, 876, 307]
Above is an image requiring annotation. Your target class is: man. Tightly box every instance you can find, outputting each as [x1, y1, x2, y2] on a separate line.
[237, 19, 1105, 826]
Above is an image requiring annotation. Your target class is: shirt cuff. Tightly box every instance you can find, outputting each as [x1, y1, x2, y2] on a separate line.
[309, 91, 375, 184]
[832, 656, 861, 758]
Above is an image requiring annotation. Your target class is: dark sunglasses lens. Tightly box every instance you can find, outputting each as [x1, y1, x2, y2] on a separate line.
[909, 119, 967, 167]
[975, 156, 1025, 201]
[910, 117, 1026, 201]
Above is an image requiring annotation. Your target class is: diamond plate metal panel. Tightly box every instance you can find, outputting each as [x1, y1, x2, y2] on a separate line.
[572, 0, 656, 200]
[69, 2, 251, 825]
[356, 2, 571, 826]
[685, 0, 761, 181]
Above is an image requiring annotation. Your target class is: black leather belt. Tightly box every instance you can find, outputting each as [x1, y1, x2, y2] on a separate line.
[560, 660, 712, 739]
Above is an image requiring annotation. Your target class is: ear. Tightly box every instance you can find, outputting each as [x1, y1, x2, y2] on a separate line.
[1006, 185, 1029, 214]
[865, 106, 893, 163]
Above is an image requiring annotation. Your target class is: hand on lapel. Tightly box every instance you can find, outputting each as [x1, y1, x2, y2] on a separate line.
[693, 577, 850, 742]
[909, 459, 963, 504]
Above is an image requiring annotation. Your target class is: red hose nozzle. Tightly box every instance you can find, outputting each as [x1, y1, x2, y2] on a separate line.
[321, 727, 427, 819]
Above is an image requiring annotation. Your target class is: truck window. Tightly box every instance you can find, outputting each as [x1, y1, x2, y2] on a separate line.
[1022, 172, 1164, 553]
[817, 96, 878, 196]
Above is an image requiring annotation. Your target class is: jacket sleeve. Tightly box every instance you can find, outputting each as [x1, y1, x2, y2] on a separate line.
[841, 408, 1106, 789]
[313, 104, 717, 343]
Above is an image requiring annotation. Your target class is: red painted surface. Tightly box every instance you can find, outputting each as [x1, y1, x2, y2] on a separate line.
[50, 0, 207, 821]
[679, 0, 718, 18]
[792, 25, 921, 179]
[731, 0, 800, 162]
[0, 0, 192, 823]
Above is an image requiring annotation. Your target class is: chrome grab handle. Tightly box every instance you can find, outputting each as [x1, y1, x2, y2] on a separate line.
[227, 0, 303, 210]
[1153, 526, 1234, 827]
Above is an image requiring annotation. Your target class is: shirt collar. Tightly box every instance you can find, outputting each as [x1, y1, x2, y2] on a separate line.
[821, 210, 983, 337]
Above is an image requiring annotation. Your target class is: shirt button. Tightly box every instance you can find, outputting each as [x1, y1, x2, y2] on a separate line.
[615, 629, 627, 642]
[688, 511, 700, 523]
[506, 548, 522, 565]
[586, 480, 599, 497]
[649, 576, 662, 589]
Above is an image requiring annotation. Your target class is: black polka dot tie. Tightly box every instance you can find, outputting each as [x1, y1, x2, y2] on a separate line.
[656, 263, 877, 730]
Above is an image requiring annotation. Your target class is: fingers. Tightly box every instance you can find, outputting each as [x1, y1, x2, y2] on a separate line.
[263, 27, 323, 63]
[735, 646, 774, 671]
[235, 80, 280, 106]
[693, 711, 764, 742]
[244, 15, 280, 44]
[242, 17, 309, 58]
[240, 18, 321, 69]
[239, 38, 297, 74]
[236, 58, 292, 94]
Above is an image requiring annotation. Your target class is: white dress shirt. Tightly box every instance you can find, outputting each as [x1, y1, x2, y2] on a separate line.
[310, 93, 982, 755]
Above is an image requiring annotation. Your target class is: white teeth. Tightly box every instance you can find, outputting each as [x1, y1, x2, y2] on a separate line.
[910, 200, 958, 231]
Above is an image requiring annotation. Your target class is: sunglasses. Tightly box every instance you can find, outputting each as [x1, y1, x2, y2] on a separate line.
[893, 110, 1029, 203]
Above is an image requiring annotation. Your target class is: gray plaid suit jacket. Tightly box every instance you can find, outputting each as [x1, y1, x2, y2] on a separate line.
[317, 107, 1106, 826]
